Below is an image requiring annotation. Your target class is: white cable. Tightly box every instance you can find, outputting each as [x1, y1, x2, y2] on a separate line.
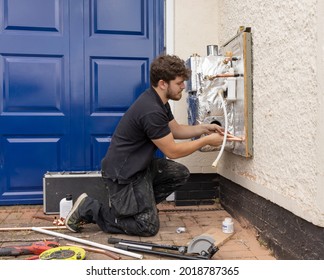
[212, 88, 228, 168]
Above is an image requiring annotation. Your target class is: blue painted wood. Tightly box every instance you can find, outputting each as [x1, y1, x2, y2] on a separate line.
[0, 0, 164, 205]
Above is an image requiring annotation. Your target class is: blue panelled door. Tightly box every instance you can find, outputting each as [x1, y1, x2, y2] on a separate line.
[0, 0, 164, 205]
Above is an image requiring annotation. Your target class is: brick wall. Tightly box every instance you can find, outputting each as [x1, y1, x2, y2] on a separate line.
[175, 174, 220, 206]
[219, 176, 324, 260]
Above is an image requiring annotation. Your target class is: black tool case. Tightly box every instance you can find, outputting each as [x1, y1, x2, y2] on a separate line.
[43, 171, 108, 214]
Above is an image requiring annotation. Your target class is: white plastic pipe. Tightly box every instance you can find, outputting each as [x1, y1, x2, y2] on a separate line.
[212, 88, 228, 168]
[32, 227, 143, 259]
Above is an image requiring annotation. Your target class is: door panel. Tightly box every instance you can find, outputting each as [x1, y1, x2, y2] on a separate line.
[4, 0, 62, 32]
[84, 0, 163, 170]
[95, 0, 144, 35]
[3, 56, 65, 114]
[0, 0, 70, 204]
[0, 0, 164, 205]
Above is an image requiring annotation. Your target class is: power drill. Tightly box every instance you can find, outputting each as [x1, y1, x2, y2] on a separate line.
[0, 240, 59, 256]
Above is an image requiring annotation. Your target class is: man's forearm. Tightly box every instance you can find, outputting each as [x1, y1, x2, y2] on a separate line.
[164, 136, 212, 159]
[172, 124, 205, 139]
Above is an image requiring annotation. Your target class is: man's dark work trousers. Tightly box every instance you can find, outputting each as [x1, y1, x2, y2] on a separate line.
[78, 158, 190, 236]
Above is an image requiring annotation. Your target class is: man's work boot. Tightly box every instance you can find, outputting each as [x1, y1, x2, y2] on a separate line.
[65, 193, 89, 232]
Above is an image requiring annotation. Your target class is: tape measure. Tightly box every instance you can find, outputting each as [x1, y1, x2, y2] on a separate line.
[39, 246, 86, 260]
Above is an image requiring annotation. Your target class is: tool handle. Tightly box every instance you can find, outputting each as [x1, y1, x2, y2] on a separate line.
[108, 237, 185, 252]
[108, 237, 123, 244]
[0, 248, 21, 256]
[114, 244, 207, 260]
[0, 247, 36, 256]
[114, 244, 129, 250]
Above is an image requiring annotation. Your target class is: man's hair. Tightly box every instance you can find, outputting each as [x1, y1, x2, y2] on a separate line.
[150, 54, 191, 87]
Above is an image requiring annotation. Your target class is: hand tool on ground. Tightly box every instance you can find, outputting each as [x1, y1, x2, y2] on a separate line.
[0, 240, 59, 257]
[108, 235, 219, 260]
[39, 246, 86, 260]
[108, 237, 187, 254]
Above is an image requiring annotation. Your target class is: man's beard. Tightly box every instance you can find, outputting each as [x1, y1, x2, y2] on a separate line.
[166, 88, 182, 101]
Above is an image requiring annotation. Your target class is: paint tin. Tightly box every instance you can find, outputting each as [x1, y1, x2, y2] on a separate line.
[222, 217, 234, 234]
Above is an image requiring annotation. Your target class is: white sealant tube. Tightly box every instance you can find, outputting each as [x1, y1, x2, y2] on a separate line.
[32, 227, 143, 259]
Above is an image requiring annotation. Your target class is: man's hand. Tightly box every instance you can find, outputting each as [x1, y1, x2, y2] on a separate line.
[204, 132, 224, 147]
[204, 131, 244, 147]
[200, 124, 243, 142]
[200, 123, 223, 135]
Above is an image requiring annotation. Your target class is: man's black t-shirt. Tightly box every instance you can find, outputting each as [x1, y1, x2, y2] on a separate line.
[101, 87, 174, 183]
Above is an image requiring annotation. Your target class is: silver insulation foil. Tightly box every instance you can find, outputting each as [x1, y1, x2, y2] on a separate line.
[187, 55, 245, 155]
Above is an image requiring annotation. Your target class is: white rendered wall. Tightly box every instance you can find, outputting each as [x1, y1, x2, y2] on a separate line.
[171, 0, 324, 227]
